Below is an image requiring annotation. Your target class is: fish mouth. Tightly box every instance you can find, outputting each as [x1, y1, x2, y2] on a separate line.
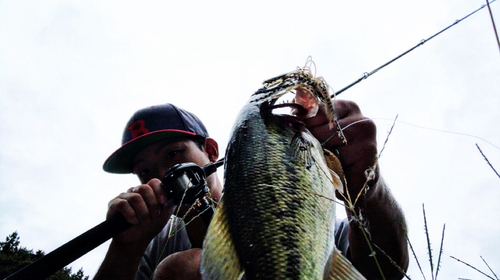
[265, 99, 309, 130]
[271, 103, 307, 129]
[272, 86, 320, 114]
[269, 102, 308, 117]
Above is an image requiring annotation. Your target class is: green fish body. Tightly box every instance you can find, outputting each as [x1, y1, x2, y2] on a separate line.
[201, 68, 365, 280]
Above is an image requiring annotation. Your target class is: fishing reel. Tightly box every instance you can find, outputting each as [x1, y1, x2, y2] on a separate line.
[161, 159, 223, 225]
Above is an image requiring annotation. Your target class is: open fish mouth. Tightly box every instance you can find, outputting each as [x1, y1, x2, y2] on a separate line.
[250, 64, 334, 127]
[266, 102, 308, 131]
[265, 87, 319, 130]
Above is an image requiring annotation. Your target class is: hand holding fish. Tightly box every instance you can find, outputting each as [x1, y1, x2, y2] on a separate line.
[301, 100, 378, 203]
[303, 100, 409, 278]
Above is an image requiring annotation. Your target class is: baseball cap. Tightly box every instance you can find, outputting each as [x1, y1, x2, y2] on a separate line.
[103, 103, 209, 174]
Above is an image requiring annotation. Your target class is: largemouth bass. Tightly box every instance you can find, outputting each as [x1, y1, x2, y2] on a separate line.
[201, 65, 365, 280]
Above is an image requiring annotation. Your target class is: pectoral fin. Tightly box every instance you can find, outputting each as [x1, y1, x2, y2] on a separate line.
[324, 249, 366, 280]
[323, 149, 346, 194]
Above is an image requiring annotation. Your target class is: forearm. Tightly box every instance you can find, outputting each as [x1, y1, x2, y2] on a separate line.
[346, 177, 409, 279]
[93, 240, 147, 280]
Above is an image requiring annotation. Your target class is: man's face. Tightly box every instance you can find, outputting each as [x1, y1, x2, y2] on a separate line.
[131, 137, 210, 184]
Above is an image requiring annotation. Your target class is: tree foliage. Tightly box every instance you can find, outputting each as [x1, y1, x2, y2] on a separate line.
[0, 231, 88, 280]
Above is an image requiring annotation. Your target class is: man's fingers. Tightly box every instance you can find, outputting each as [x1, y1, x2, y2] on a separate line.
[133, 184, 161, 217]
[109, 184, 162, 225]
[332, 100, 361, 120]
[109, 195, 142, 224]
[147, 178, 168, 204]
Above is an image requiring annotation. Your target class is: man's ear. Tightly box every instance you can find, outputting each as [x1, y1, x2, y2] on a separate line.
[203, 137, 219, 162]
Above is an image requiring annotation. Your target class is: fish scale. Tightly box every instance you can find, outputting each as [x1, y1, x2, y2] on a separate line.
[201, 67, 365, 280]
[227, 110, 333, 279]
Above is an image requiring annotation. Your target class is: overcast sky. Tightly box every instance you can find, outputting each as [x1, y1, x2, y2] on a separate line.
[1, 1, 499, 279]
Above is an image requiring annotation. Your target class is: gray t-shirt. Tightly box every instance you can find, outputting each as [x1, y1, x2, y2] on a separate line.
[135, 217, 350, 279]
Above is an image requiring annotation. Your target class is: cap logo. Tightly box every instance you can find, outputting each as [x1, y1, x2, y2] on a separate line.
[127, 120, 149, 139]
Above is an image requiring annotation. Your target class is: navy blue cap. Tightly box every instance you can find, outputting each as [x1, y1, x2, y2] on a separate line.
[103, 103, 209, 174]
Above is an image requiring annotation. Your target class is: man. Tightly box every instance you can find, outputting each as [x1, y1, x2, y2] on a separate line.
[94, 101, 408, 280]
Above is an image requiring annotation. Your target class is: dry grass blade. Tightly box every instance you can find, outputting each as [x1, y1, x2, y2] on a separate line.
[349, 212, 386, 280]
[407, 236, 426, 280]
[485, 0, 500, 54]
[372, 243, 411, 280]
[434, 224, 445, 280]
[351, 114, 396, 207]
[408, 205, 447, 280]
[450, 256, 495, 280]
[422, 204, 435, 280]
[481, 256, 499, 280]
[378, 114, 398, 159]
[476, 143, 500, 179]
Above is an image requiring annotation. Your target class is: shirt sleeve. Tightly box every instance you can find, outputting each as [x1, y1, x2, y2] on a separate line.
[334, 218, 350, 256]
[135, 217, 192, 280]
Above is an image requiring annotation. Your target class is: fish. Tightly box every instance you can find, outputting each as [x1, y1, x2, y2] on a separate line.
[201, 64, 366, 280]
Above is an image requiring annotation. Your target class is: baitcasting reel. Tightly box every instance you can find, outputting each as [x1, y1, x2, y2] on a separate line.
[162, 159, 224, 225]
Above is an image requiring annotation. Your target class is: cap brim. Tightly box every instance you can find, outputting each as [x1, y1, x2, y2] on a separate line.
[103, 130, 196, 174]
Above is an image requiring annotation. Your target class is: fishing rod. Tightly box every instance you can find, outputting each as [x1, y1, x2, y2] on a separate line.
[4, 159, 224, 280]
[333, 0, 498, 97]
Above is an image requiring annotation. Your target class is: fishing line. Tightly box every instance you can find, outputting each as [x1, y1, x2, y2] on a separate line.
[333, 0, 498, 97]
[371, 117, 500, 150]
[324, 116, 500, 150]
